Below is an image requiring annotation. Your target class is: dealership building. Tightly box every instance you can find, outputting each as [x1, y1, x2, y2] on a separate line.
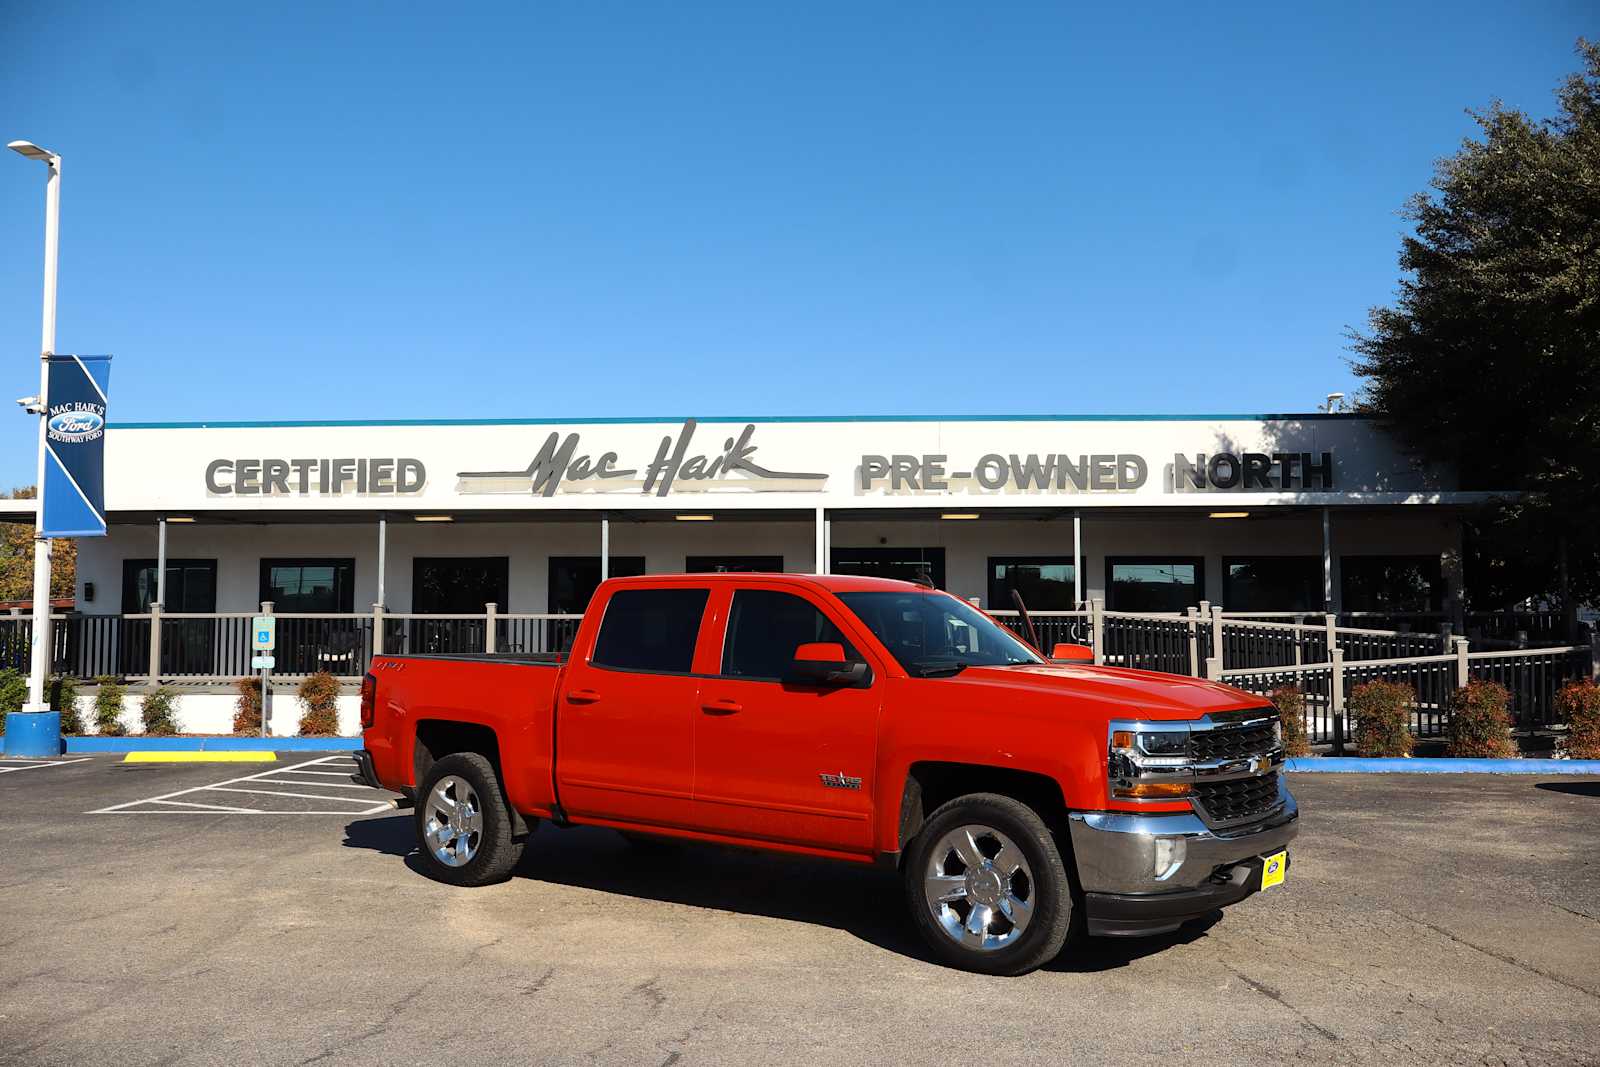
[8, 412, 1489, 627]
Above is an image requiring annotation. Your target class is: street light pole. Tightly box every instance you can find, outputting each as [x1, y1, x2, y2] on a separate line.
[10, 140, 61, 716]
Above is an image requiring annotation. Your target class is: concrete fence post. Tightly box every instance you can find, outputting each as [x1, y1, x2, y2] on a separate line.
[147, 602, 163, 684]
[1330, 647, 1347, 756]
[1204, 655, 1221, 681]
[372, 603, 385, 658]
[1454, 637, 1470, 689]
[1091, 599, 1105, 665]
[1210, 604, 1225, 669]
[1324, 614, 1338, 660]
[485, 603, 498, 654]
[1186, 607, 1200, 677]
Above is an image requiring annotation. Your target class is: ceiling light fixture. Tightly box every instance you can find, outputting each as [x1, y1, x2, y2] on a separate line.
[1209, 511, 1250, 519]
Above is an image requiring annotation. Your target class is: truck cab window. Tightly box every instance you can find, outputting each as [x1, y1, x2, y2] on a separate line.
[591, 588, 709, 673]
[721, 589, 860, 680]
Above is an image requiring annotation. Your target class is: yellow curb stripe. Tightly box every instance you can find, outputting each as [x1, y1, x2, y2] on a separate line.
[122, 752, 278, 763]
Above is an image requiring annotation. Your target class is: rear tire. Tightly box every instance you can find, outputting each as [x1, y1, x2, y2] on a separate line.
[414, 752, 525, 887]
[903, 792, 1073, 976]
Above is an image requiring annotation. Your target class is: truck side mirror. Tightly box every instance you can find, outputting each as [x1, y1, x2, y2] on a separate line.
[787, 642, 870, 688]
[1052, 642, 1094, 663]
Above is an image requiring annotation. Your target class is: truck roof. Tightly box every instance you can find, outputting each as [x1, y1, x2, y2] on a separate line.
[600, 572, 936, 594]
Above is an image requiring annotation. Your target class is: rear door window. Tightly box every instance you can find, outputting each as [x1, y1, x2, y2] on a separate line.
[591, 588, 710, 673]
[721, 589, 860, 680]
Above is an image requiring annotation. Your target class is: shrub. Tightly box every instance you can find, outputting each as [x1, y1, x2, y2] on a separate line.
[140, 687, 180, 736]
[1556, 679, 1600, 759]
[234, 676, 263, 735]
[1350, 680, 1414, 757]
[0, 667, 25, 736]
[50, 676, 84, 735]
[1447, 681, 1516, 758]
[1269, 686, 1311, 757]
[296, 671, 341, 737]
[93, 677, 128, 736]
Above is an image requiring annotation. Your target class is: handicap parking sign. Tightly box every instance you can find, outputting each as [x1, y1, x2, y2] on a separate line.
[252, 616, 276, 652]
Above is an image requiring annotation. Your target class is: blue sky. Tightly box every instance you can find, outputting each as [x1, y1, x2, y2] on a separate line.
[0, 2, 1591, 488]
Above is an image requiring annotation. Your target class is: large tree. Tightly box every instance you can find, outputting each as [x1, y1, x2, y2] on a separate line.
[0, 487, 76, 604]
[1352, 39, 1600, 615]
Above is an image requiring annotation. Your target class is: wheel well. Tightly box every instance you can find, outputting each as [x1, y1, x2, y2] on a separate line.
[412, 720, 532, 839]
[413, 719, 502, 785]
[898, 762, 1069, 852]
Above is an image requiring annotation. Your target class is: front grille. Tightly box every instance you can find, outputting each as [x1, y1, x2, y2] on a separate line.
[1193, 773, 1282, 825]
[1190, 717, 1277, 762]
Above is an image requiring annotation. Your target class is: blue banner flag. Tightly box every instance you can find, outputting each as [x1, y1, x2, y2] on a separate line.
[41, 354, 111, 537]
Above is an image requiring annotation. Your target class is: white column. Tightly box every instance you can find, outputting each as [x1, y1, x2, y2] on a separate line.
[155, 517, 168, 607]
[1073, 509, 1083, 607]
[1321, 506, 1333, 614]
[376, 517, 387, 608]
[24, 152, 60, 714]
[814, 506, 827, 574]
[600, 514, 610, 581]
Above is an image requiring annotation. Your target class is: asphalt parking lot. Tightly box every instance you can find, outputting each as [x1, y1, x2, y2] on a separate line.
[1, 758, 1597, 1066]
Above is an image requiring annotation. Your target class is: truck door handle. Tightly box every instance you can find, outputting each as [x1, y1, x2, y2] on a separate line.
[701, 699, 742, 715]
[566, 689, 602, 705]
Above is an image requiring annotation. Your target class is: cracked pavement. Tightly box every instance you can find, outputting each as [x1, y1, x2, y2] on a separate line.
[1, 757, 1598, 1065]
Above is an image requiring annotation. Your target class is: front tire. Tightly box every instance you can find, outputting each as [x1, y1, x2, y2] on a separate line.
[904, 792, 1073, 975]
[414, 752, 526, 887]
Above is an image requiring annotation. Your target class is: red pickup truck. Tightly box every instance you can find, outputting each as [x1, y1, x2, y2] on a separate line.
[355, 573, 1297, 975]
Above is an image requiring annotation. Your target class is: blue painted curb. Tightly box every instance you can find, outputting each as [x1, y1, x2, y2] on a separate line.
[4, 712, 62, 757]
[65, 736, 362, 753]
[1286, 757, 1600, 775]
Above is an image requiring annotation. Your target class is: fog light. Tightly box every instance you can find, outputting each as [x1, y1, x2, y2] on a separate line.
[1153, 837, 1187, 881]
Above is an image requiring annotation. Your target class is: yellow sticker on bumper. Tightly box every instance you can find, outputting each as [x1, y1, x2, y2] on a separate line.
[1261, 850, 1288, 889]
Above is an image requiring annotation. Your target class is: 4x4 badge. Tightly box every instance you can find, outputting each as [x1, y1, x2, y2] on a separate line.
[819, 771, 862, 791]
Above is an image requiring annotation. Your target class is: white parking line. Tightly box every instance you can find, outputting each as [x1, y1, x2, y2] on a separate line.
[90, 754, 394, 816]
[0, 757, 92, 774]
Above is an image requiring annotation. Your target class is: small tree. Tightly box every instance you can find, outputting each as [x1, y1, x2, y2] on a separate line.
[296, 671, 342, 737]
[140, 687, 179, 736]
[50, 676, 84, 735]
[93, 677, 128, 736]
[1351, 680, 1415, 757]
[0, 667, 26, 736]
[1556, 679, 1600, 759]
[1446, 681, 1517, 758]
[1269, 686, 1311, 758]
[233, 676, 263, 735]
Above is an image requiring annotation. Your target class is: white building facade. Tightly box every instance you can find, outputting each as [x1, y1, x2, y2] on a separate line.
[47, 412, 1481, 624]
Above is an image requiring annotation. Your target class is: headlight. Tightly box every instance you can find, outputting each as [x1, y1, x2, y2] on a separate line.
[1138, 731, 1188, 756]
[1109, 722, 1194, 800]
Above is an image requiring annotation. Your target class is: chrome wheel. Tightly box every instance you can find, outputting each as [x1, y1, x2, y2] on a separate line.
[923, 824, 1035, 951]
[423, 775, 483, 868]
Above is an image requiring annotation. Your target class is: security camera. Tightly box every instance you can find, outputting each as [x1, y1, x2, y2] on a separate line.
[15, 396, 43, 414]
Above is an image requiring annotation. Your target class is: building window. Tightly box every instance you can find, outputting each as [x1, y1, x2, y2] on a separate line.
[721, 589, 859, 681]
[592, 588, 709, 673]
[413, 557, 509, 613]
[988, 556, 1081, 611]
[1223, 556, 1323, 613]
[1340, 556, 1444, 614]
[548, 556, 646, 614]
[121, 559, 217, 613]
[1106, 557, 1204, 612]
[685, 555, 784, 573]
[830, 546, 946, 587]
[260, 559, 355, 613]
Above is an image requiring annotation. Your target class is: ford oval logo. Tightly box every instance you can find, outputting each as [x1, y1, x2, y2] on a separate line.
[48, 410, 104, 442]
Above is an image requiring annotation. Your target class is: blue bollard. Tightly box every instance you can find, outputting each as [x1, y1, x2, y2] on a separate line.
[3, 711, 62, 757]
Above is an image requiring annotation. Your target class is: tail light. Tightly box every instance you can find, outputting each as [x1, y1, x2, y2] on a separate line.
[359, 672, 377, 729]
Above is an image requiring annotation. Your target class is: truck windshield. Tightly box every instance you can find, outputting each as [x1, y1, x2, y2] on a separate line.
[836, 591, 1044, 676]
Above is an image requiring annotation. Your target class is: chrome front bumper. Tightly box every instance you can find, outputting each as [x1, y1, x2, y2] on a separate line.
[1067, 782, 1298, 896]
